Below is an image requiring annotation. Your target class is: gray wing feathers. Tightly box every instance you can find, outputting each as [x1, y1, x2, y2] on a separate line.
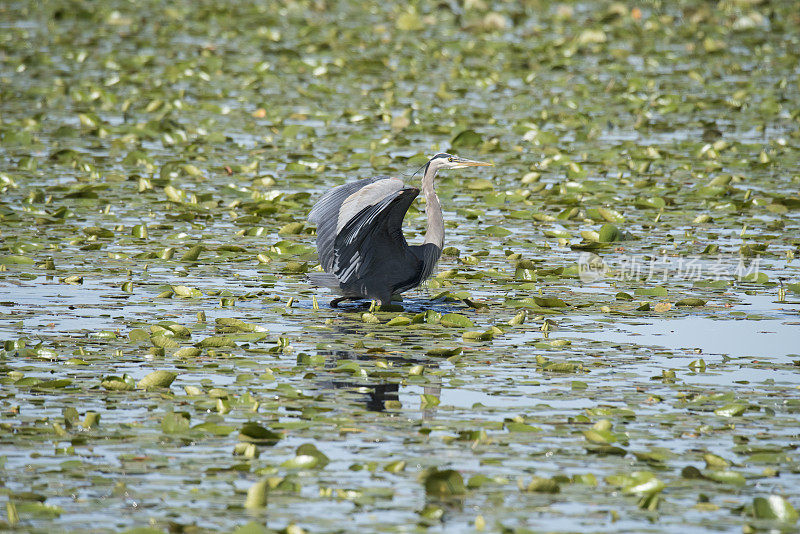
[308, 176, 385, 224]
[332, 186, 420, 285]
[336, 178, 405, 234]
[307, 272, 342, 292]
[308, 176, 384, 272]
[308, 175, 423, 298]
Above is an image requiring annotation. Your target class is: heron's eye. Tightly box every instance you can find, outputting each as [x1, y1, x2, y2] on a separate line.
[448, 157, 454, 162]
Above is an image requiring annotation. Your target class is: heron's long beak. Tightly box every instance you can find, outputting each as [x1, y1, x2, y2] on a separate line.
[454, 157, 493, 168]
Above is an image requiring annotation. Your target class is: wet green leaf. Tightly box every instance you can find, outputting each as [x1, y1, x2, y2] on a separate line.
[174, 347, 201, 358]
[384, 460, 406, 473]
[740, 271, 769, 284]
[572, 473, 598, 486]
[598, 223, 623, 242]
[482, 225, 511, 237]
[543, 361, 578, 373]
[137, 370, 177, 389]
[281, 454, 318, 469]
[2, 2, 799, 530]
[522, 477, 560, 493]
[180, 245, 203, 262]
[101, 376, 134, 391]
[440, 313, 474, 328]
[607, 471, 665, 495]
[239, 423, 281, 444]
[172, 285, 202, 298]
[676, 298, 706, 307]
[131, 224, 148, 239]
[451, 129, 483, 148]
[361, 312, 380, 324]
[584, 429, 617, 445]
[151, 334, 180, 349]
[505, 422, 542, 433]
[752, 496, 799, 523]
[532, 296, 569, 308]
[232, 523, 269, 534]
[15, 502, 63, 518]
[396, 10, 423, 31]
[244, 479, 268, 509]
[703, 453, 729, 469]
[426, 346, 462, 357]
[192, 422, 235, 436]
[296, 443, 329, 469]
[702, 470, 746, 486]
[6, 501, 19, 526]
[386, 316, 411, 327]
[424, 469, 465, 498]
[198, 335, 237, 348]
[162, 412, 190, 434]
[420, 394, 440, 407]
[634, 286, 668, 297]
[463, 330, 494, 341]
[507, 310, 526, 325]
[715, 403, 746, 417]
[278, 222, 304, 235]
[0, 255, 35, 265]
[467, 178, 493, 191]
[218, 318, 267, 333]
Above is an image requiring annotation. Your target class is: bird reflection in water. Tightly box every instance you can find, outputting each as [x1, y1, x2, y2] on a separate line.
[314, 348, 441, 417]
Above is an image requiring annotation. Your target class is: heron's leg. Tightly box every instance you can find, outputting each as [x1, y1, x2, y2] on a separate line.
[375, 294, 392, 310]
[330, 296, 352, 308]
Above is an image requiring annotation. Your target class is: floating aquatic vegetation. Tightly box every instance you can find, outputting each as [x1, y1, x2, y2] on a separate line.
[0, 0, 799, 532]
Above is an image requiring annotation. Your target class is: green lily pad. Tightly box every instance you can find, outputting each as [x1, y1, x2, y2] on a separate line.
[281, 454, 318, 469]
[482, 225, 511, 237]
[598, 223, 623, 242]
[676, 298, 706, 307]
[634, 286, 668, 297]
[753, 495, 799, 522]
[522, 477, 560, 493]
[702, 470, 746, 486]
[162, 412, 190, 434]
[451, 129, 483, 148]
[0, 255, 35, 265]
[440, 313, 474, 328]
[533, 296, 569, 308]
[424, 469, 465, 498]
[137, 370, 177, 389]
[15, 502, 63, 518]
[715, 403, 747, 417]
[239, 423, 281, 444]
[244, 479, 269, 509]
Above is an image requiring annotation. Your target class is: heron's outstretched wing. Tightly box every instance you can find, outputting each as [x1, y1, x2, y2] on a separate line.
[332, 184, 421, 286]
[308, 176, 385, 272]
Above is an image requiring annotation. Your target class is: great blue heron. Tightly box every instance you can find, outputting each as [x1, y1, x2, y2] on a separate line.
[307, 153, 492, 307]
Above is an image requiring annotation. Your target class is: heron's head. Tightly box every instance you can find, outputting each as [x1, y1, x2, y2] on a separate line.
[428, 152, 493, 171]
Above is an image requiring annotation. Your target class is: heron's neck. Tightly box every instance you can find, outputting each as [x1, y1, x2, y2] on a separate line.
[421, 164, 444, 249]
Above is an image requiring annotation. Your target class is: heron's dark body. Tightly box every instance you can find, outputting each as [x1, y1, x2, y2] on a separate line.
[308, 175, 442, 304]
